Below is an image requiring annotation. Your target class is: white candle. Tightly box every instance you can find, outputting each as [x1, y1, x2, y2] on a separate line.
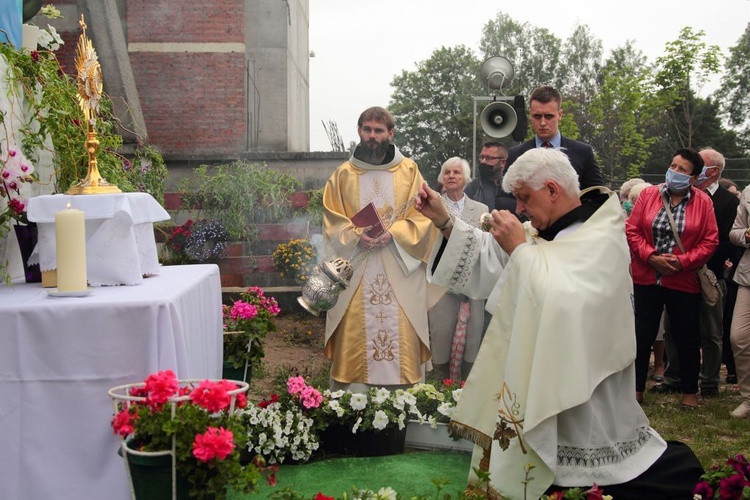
[55, 204, 87, 291]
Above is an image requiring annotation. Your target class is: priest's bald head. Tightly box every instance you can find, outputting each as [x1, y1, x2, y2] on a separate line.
[502, 148, 582, 231]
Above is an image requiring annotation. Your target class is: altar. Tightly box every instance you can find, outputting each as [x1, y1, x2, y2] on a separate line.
[26, 192, 170, 286]
[0, 264, 222, 500]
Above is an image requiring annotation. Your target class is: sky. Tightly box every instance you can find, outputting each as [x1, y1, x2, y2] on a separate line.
[308, 0, 750, 152]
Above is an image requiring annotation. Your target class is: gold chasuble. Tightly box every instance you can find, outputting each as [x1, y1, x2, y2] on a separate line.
[322, 146, 438, 387]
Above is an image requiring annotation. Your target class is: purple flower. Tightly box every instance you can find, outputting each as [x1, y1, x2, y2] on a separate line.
[693, 480, 713, 499]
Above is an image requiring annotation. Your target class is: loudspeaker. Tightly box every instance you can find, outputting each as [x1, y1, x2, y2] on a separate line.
[479, 56, 514, 90]
[511, 95, 527, 142]
[480, 101, 517, 139]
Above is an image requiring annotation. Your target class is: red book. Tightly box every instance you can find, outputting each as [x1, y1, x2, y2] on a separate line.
[350, 202, 386, 238]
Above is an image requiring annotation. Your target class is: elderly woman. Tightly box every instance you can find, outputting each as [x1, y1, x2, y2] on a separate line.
[427, 157, 489, 381]
[626, 148, 718, 408]
[728, 185, 750, 418]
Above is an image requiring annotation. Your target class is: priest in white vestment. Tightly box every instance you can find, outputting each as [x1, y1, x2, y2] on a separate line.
[415, 148, 703, 499]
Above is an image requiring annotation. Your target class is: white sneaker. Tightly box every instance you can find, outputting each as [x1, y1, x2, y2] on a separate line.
[730, 402, 750, 418]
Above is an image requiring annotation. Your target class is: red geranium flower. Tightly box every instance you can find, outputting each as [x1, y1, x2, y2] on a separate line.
[192, 426, 235, 462]
[143, 370, 178, 408]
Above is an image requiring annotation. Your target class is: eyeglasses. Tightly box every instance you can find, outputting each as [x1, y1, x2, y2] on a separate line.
[479, 155, 507, 162]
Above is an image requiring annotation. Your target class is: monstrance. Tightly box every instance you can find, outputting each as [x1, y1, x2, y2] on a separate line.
[66, 15, 121, 195]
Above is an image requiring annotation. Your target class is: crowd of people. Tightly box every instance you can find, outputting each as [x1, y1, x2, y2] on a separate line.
[318, 85, 746, 498]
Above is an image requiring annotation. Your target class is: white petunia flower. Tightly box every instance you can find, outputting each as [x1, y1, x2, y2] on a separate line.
[373, 388, 391, 404]
[372, 410, 389, 430]
[377, 487, 398, 500]
[437, 402, 455, 419]
[352, 416, 362, 433]
[350, 393, 368, 411]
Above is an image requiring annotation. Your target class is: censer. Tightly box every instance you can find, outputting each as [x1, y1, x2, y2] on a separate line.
[297, 257, 354, 316]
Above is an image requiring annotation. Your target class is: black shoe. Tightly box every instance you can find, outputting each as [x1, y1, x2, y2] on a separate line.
[649, 383, 681, 394]
[726, 375, 738, 384]
[701, 387, 720, 398]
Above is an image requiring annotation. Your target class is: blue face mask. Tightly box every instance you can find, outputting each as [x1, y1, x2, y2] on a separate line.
[665, 168, 692, 194]
[695, 166, 715, 184]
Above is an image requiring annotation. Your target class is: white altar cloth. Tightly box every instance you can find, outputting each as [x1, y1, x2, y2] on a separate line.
[26, 192, 170, 286]
[0, 264, 222, 500]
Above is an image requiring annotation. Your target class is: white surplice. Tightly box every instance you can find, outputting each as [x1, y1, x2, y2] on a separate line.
[427, 193, 666, 499]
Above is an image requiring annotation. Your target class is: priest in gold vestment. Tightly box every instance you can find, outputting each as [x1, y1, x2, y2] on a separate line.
[322, 106, 438, 390]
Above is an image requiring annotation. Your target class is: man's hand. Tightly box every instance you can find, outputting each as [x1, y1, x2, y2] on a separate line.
[359, 230, 392, 249]
[490, 210, 525, 254]
[647, 253, 681, 275]
[415, 182, 449, 226]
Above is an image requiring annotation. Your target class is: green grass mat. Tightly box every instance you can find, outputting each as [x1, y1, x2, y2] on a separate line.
[228, 450, 471, 498]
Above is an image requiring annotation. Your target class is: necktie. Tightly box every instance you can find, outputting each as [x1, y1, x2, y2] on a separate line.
[542, 141, 552, 148]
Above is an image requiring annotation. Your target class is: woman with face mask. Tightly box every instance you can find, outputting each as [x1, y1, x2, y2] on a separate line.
[626, 148, 719, 409]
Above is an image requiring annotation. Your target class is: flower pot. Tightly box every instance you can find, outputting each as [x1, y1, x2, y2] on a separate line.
[320, 424, 406, 457]
[13, 223, 41, 283]
[404, 421, 473, 453]
[118, 444, 215, 500]
[222, 361, 252, 384]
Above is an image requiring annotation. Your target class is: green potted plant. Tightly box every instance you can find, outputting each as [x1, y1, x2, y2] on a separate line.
[272, 238, 317, 283]
[222, 286, 281, 382]
[160, 219, 230, 266]
[177, 161, 301, 243]
[239, 375, 324, 465]
[109, 369, 263, 499]
[316, 386, 412, 457]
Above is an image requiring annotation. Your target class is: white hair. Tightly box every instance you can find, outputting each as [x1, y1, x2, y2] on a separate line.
[502, 148, 579, 197]
[700, 147, 726, 175]
[439, 157, 472, 186]
[620, 178, 645, 201]
[628, 182, 652, 204]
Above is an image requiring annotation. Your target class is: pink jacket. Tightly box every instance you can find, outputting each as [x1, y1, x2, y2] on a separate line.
[626, 184, 718, 293]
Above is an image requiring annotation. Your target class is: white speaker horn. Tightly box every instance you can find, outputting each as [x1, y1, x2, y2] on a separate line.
[480, 101, 517, 139]
[479, 56, 514, 90]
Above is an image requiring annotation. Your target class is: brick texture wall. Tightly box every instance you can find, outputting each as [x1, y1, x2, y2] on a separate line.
[127, 0, 246, 155]
[129, 52, 246, 154]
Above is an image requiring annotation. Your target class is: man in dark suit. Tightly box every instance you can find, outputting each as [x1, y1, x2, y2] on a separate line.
[506, 86, 604, 190]
[464, 141, 516, 213]
[654, 147, 740, 398]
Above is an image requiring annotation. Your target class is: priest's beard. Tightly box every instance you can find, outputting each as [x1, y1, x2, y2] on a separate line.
[358, 139, 391, 164]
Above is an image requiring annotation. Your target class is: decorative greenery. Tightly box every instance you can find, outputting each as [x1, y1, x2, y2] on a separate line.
[317, 386, 411, 435]
[110, 370, 262, 499]
[178, 161, 301, 242]
[272, 238, 317, 281]
[240, 376, 323, 465]
[223, 286, 281, 371]
[300, 188, 324, 228]
[406, 380, 463, 426]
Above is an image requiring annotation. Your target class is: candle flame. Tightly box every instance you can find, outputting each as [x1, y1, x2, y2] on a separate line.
[66, 203, 71, 209]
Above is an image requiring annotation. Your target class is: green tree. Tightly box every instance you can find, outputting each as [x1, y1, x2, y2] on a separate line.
[588, 42, 657, 185]
[479, 11, 563, 97]
[388, 45, 482, 183]
[715, 23, 750, 152]
[653, 27, 722, 149]
[559, 24, 604, 142]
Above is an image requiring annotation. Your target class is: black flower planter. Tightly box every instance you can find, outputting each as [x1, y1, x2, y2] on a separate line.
[320, 424, 406, 457]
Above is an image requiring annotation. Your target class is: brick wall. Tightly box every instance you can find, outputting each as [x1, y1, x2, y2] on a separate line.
[129, 52, 246, 154]
[127, 1, 244, 43]
[127, 0, 246, 155]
